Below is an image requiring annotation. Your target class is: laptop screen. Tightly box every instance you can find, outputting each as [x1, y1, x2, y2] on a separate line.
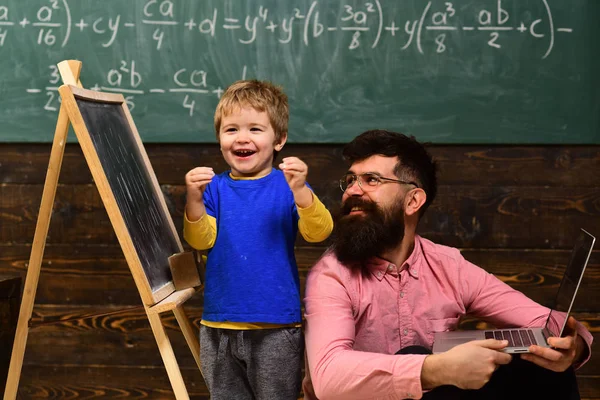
[544, 229, 595, 337]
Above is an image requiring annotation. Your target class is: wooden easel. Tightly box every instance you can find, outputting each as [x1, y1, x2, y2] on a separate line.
[4, 61, 202, 400]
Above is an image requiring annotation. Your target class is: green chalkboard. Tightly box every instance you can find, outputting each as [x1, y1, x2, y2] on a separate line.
[0, 0, 598, 143]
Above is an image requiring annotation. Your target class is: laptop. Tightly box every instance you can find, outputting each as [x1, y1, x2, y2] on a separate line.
[433, 228, 595, 354]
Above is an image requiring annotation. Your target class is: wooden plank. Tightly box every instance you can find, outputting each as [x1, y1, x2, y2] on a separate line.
[15, 345, 600, 400]
[578, 375, 600, 399]
[10, 366, 600, 399]
[2, 183, 600, 249]
[11, 364, 600, 400]
[0, 276, 20, 395]
[15, 365, 207, 399]
[148, 289, 196, 315]
[17, 305, 600, 369]
[1, 244, 599, 310]
[12, 306, 600, 398]
[1, 144, 599, 188]
[145, 310, 190, 399]
[0, 244, 141, 306]
[4, 102, 74, 400]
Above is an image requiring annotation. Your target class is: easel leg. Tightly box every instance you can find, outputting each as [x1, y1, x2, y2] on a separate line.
[146, 309, 190, 400]
[173, 305, 202, 374]
[4, 105, 71, 400]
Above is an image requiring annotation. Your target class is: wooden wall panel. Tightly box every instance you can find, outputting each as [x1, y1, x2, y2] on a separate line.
[1, 244, 598, 309]
[2, 183, 599, 249]
[1, 143, 599, 398]
[2, 144, 599, 187]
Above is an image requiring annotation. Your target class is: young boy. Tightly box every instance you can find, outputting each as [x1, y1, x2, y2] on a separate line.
[183, 79, 333, 399]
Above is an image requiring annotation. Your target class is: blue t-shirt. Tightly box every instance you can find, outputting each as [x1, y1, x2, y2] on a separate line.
[202, 168, 302, 324]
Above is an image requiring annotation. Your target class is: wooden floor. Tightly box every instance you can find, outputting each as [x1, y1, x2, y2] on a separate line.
[0, 143, 598, 398]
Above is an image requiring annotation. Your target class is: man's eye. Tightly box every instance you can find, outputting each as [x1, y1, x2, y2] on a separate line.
[365, 176, 379, 185]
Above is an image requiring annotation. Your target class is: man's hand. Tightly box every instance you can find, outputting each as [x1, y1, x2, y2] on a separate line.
[422, 340, 512, 390]
[279, 157, 313, 208]
[521, 316, 584, 372]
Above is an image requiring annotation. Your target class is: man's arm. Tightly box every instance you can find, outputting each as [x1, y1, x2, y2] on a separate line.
[459, 258, 593, 369]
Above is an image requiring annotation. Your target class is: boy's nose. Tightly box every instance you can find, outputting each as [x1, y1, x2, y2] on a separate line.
[235, 131, 250, 143]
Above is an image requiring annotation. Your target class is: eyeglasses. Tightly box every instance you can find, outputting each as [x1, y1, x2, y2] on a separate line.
[339, 172, 419, 192]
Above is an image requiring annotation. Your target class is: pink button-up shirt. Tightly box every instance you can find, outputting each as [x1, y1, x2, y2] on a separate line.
[303, 235, 593, 400]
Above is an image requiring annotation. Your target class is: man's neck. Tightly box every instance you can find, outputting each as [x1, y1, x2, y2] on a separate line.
[380, 231, 416, 268]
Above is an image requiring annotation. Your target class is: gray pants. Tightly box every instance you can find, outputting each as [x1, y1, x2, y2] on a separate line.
[200, 325, 304, 400]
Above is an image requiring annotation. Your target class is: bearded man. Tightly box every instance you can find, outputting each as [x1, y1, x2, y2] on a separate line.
[302, 130, 592, 400]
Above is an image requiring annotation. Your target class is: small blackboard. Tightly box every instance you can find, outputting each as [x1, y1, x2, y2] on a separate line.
[58, 85, 183, 305]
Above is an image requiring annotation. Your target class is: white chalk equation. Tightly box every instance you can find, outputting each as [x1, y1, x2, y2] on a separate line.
[0, 0, 574, 55]
[9, 0, 580, 117]
[25, 61, 248, 116]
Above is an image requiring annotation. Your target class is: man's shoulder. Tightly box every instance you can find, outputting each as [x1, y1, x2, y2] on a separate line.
[310, 251, 352, 278]
[416, 235, 465, 265]
[306, 251, 357, 294]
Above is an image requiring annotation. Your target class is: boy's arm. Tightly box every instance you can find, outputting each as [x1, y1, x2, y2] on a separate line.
[183, 211, 217, 250]
[298, 193, 333, 243]
[184, 166, 216, 250]
[278, 156, 333, 242]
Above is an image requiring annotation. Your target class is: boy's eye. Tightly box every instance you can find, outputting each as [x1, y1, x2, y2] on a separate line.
[250, 127, 263, 132]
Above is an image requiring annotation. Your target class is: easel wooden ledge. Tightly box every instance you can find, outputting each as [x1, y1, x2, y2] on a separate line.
[4, 60, 202, 400]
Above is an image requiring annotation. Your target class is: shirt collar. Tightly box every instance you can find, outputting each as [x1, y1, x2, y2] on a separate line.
[402, 235, 422, 279]
[366, 258, 398, 281]
[366, 235, 422, 281]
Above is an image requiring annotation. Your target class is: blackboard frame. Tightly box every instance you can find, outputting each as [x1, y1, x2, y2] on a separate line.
[58, 84, 181, 306]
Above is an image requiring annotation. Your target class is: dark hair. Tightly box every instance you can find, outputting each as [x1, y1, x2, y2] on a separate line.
[342, 129, 438, 216]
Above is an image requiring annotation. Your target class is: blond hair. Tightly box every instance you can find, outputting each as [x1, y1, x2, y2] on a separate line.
[214, 80, 288, 144]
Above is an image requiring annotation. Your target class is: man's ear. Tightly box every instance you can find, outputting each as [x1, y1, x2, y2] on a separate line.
[405, 188, 427, 217]
[274, 132, 288, 151]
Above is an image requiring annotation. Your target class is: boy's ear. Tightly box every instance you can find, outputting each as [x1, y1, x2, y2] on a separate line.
[275, 132, 288, 151]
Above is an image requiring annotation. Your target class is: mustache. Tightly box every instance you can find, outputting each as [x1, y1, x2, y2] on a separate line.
[340, 197, 378, 216]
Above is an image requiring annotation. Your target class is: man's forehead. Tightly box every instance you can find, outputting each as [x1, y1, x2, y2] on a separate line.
[349, 155, 399, 174]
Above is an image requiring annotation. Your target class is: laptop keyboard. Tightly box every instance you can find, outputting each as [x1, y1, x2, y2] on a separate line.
[484, 329, 536, 347]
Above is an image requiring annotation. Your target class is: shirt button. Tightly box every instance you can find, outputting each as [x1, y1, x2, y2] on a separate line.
[387, 264, 393, 271]
[377, 271, 382, 278]
[400, 291, 405, 298]
[406, 393, 413, 398]
[403, 328, 409, 335]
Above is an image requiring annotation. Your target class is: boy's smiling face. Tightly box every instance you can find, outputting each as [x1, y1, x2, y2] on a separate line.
[219, 106, 286, 178]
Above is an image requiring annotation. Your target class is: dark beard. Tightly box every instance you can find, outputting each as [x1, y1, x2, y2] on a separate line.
[331, 196, 406, 271]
